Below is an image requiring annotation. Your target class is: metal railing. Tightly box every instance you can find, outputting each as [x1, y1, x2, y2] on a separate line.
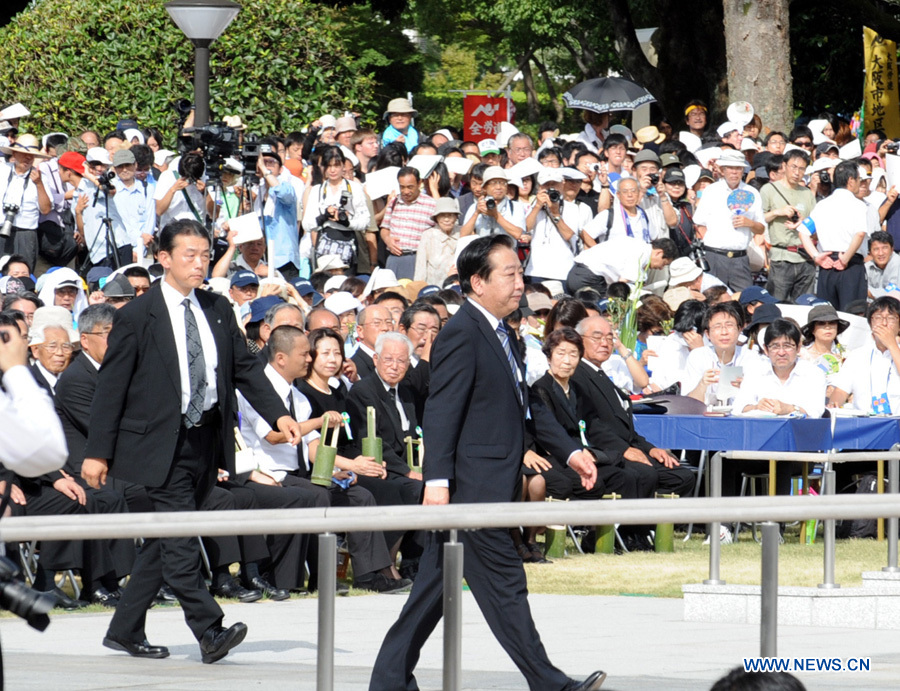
[3, 494, 900, 690]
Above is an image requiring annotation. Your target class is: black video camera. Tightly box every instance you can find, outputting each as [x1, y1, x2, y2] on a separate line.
[485, 198, 497, 211]
[690, 239, 711, 273]
[97, 170, 116, 190]
[179, 123, 241, 184]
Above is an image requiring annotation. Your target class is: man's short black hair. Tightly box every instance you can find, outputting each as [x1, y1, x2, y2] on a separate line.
[458, 234, 517, 295]
[789, 126, 814, 143]
[763, 318, 802, 348]
[537, 148, 563, 166]
[673, 299, 706, 333]
[704, 300, 745, 331]
[538, 121, 558, 136]
[267, 325, 307, 362]
[651, 238, 679, 260]
[603, 133, 628, 150]
[764, 131, 787, 146]
[470, 162, 488, 181]
[867, 295, 900, 324]
[158, 219, 210, 255]
[871, 230, 894, 248]
[130, 144, 154, 169]
[179, 152, 205, 180]
[575, 151, 600, 167]
[782, 149, 808, 167]
[44, 133, 68, 152]
[3, 253, 31, 274]
[399, 301, 441, 330]
[561, 141, 588, 163]
[397, 165, 420, 182]
[374, 290, 410, 308]
[103, 130, 123, 144]
[2, 291, 42, 310]
[123, 265, 151, 280]
[833, 160, 859, 189]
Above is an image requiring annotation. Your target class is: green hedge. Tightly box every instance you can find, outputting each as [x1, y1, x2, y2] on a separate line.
[0, 0, 378, 141]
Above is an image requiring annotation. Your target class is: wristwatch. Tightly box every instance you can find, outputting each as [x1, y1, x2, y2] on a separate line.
[551, 215, 561, 223]
[620, 347, 633, 359]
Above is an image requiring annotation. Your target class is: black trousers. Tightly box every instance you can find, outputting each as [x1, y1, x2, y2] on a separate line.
[16, 481, 134, 589]
[816, 255, 866, 312]
[0, 227, 38, 275]
[370, 529, 571, 691]
[357, 474, 425, 557]
[107, 423, 222, 643]
[228, 481, 322, 590]
[566, 263, 608, 297]
[281, 474, 391, 578]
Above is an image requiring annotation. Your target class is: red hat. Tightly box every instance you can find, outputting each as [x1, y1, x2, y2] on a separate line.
[58, 151, 86, 172]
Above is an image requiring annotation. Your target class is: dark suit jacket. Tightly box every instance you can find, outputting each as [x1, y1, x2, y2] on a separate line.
[351, 347, 376, 380]
[530, 373, 613, 467]
[423, 300, 578, 504]
[55, 352, 98, 478]
[345, 373, 420, 479]
[29, 363, 54, 397]
[85, 281, 289, 488]
[571, 360, 655, 464]
[353, 345, 429, 420]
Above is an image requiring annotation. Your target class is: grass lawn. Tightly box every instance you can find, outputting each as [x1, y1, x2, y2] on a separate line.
[523, 529, 890, 598]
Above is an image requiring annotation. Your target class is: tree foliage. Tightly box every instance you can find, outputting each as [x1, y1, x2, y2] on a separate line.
[0, 0, 386, 139]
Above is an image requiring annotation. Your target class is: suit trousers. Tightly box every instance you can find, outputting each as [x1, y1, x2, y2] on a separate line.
[107, 423, 223, 643]
[369, 529, 570, 691]
[816, 257, 865, 312]
[281, 474, 391, 578]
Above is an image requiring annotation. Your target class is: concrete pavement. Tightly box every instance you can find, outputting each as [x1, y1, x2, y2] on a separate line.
[1, 592, 898, 690]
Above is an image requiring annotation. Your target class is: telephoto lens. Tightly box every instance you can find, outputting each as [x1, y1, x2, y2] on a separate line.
[485, 198, 496, 211]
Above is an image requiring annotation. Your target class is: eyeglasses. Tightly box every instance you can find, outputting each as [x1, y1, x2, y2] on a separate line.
[511, 147, 533, 154]
[794, 140, 813, 148]
[82, 329, 111, 337]
[362, 318, 393, 328]
[106, 296, 133, 304]
[709, 322, 739, 332]
[786, 164, 807, 172]
[40, 342, 74, 352]
[767, 342, 797, 352]
[409, 324, 440, 336]
[379, 357, 409, 367]
[584, 333, 614, 343]
[871, 313, 900, 325]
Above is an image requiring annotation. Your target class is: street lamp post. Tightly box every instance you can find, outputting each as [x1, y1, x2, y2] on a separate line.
[164, 0, 240, 127]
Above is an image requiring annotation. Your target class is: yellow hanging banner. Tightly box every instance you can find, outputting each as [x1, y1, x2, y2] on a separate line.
[864, 26, 900, 138]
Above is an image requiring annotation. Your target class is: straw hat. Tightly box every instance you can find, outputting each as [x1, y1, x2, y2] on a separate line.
[0, 133, 51, 159]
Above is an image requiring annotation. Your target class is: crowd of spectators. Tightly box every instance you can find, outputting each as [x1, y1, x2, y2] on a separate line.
[0, 94, 898, 606]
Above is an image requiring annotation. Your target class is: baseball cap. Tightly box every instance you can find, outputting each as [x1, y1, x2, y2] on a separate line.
[663, 168, 686, 184]
[102, 274, 136, 299]
[86, 147, 111, 165]
[289, 278, 315, 296]
[112, 149, 135, 167]
[660, 153, 681, 168]
[739, 286, 777, 306]
[248, 295, 284, 324]
[58, 151, 86, 173]
[230, 270, 260, 288]
[478, 139, 500, 156]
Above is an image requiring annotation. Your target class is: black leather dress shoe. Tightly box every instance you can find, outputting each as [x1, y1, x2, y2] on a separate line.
[566, 670, 607, 690]
[247, 577, 290, 601]
[88, 587, 120, 608]
[154, 584, 179, 605]
[211, 578, 262, 603]
[199, 622, 248, 664]
[39, 587, 88, 610]
[103, 634, 170, 659]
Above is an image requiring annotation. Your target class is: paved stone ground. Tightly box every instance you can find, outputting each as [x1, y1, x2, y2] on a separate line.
[1, 593, 897, 689]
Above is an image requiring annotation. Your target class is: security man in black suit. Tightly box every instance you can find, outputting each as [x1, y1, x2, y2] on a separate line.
[83, 220, 302, 664]
[369, 235, 606, 691]
[572, 315, 695, 502]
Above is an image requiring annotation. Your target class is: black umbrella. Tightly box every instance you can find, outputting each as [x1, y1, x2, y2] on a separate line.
[563, 76, 656, 114]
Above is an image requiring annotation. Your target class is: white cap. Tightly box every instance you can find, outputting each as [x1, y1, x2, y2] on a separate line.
[319, 114, 337, 130]
[324, 275, 347, 293]
[370, 268, 401, 291]
[858, 166, 872, 181]
[86, 147, 111, 165]
[716, 149, 749, 169]
[222, 156, 244, 173]
[433, 128, 454, 141]
[810, 158, 838, 173]
[716, 121, 741, 138]
[315, 254, 349, 272]
[560, 167, 586, 181]
[537, 167, 564, 185]
[323, 291, 362, 316]
[154, 149, 175, 167]
[123, 128, 144, 144]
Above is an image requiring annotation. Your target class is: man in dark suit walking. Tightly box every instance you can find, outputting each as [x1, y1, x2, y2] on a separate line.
[83, 219, 301, 664]
[369, 235, 605, 691]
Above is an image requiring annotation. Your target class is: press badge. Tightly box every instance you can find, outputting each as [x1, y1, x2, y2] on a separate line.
[872, 392, 892, 415]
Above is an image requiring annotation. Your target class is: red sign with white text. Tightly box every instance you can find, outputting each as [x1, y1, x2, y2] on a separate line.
[463, 95, 509, 142]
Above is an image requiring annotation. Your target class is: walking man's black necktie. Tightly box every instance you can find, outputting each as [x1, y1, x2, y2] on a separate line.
[183, 298, 207, 427]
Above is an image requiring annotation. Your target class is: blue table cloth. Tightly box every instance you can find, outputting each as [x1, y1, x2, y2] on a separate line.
[633, 415, 832, 452]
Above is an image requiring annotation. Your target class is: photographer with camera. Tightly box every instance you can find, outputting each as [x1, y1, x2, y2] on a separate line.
[632, 149, 678, 240]
[303, 146, 370, 275]
[154, 151, 207, 229]
[761, 149, 816, 302]
[69, 148, 132, 270]
[254, 143, 303, 280]
[799, 160, 879, 310]
[460, 166, 526, 239]
[0, 134, 53, 273]
[110, 149, 157, 265]
[524, 168, 588, 283]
